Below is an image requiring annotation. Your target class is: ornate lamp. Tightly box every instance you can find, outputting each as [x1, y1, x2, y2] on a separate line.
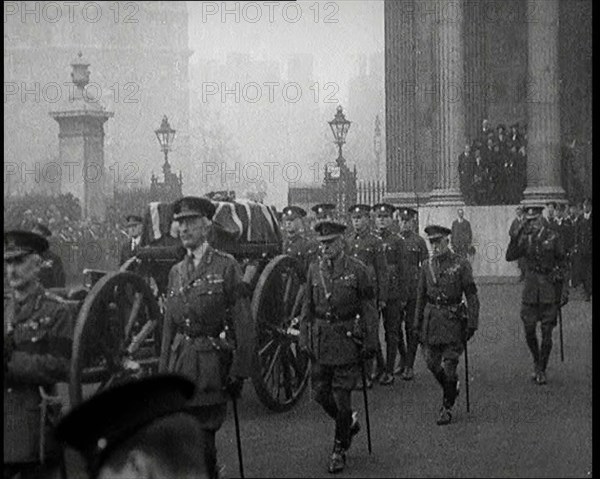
[328, 105, 351, 166]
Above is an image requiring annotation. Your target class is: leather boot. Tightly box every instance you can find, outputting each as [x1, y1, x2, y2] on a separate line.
[328, 440, 346, 474]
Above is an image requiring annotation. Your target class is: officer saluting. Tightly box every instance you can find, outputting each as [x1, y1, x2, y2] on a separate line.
[4, 230, 74, 479]
[506, 206, 568, 384]
[414, 225, 479, 425]
[282, 206, 318, 279]
[396, 208, 429, 380]
[300, 220, 378, 474]
[372, 203, 407, 385]
[346, 204, 388, 385]
[159, 196, 255, 477]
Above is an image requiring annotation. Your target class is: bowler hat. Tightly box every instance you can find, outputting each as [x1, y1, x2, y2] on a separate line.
[54, 375, 195, 477]
[314, 221, 347, 242]
[124, 215, 143, 227]
[4, 230, 49, 260]
[424, 225, 451, 241]
[172, 196, 216, 221]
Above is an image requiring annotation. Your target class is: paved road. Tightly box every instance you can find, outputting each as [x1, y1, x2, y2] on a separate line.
[216, 283, 592, 478]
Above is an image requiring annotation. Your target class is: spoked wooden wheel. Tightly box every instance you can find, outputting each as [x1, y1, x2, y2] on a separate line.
[250, 255, 311, 412]
[69, 271, 162, 406]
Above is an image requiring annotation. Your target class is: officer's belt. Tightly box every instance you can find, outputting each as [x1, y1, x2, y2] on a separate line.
[316, 313, 359, 326]
[176, 327, 222, 341]
[426, 296, 462, 307]
[530, 265, 553, 275]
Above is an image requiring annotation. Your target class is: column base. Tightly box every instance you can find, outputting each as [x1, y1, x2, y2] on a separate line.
[521, 186, 567, 206]
[426, 188, 465, 207]
[384, 191, 419, 208]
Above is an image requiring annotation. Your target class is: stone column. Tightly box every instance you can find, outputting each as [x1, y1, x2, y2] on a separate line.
[522, 0, 565, 205]
[464, 0, 487, 139]
[428, 0, 465, 206]
[384, 0, 418, 206]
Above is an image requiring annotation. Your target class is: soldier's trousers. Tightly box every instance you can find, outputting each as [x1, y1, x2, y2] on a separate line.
[312, 362, 360, 450]
[381, 298, 402, 374]
[422, 343, 463, 407]
[521, 303, 558, 372]
[581, 254, 592, 298]
[189, 403, 228, 479]
[398, 298, 418, 369]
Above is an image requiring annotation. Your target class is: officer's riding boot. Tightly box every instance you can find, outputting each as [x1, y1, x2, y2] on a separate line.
[437, 379, 459, 426]
[371, 346, 385, 382]
[328, 440, 347, 474]
[380, 342, 397, 385]
[433, 369, 446, 388]
[537, 327, 553, 385]
[525, 331, 541, 380]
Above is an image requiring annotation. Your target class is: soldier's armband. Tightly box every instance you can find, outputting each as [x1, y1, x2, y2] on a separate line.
[464, 282, 478, 296]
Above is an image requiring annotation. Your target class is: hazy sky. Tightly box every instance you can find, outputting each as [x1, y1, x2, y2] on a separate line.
[187, 0, 384, 103]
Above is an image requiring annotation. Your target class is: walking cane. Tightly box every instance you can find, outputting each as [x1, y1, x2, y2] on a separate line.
[463, 340, 471, 413]
[360, 359, 373, 454]
[231, 395, 245, 479]
[558, 308, 564, 362]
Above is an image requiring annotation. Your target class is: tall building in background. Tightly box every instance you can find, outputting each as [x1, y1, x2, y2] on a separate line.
[4, 1, 191, 196]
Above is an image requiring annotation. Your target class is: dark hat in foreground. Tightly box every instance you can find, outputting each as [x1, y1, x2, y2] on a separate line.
[348, 204, 371, 216]
[173, 196, 216, 221]
[314, 221, 347, 241]
[32, 223, 52, 238]
[282, 206, 307, 221]
[524, 206, 544, 219]
[312, 203, 336, 217]
[372, 203, 395, 216]
[4, 230, 49, 260]
[399, 207, 418, 220]
[125, 215, 143, 227]
[424, 225, 452, 241]
[55, 375, 195, 476]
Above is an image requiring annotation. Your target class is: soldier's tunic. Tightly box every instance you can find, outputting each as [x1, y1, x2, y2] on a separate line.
[399, 229, 429, 369]
[506, 220, 567, 371]
[38, 250, 66, 289]
[413, 251, 479, 383]
[161, 245, 254, 430]
[283, 233, 319, 280]
[4, 285, 73, 472]
[300, 254, 378, 449]
[375, 228, 407, 373]
[345, 230, 388, 306]
[576, 212, 592, 298]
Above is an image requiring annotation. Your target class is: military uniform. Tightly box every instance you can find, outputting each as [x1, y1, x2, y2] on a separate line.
[4, 231, 74, 479]
[414, 225, 479, 425]
[398, 208, 429, 379]
[282, 206, 319, 280]
[372, 204, 407, 384]
[160, 197, 254, 476]
[31, 224, 66, 290]
[576, 206, 592, 300]
[119, 215, 143, 266]
[300, 221, 378, 474]
[506, 206, 567, 384]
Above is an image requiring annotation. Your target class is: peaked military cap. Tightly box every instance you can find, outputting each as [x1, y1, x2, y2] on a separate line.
[314, 220, 347, 241]
[32, 223, 52, 238]
[399, 207, 418, 220]
[124, 215, 143, 227]
[348, 204, 371, 216]
[524, 206, 544, 219]
[424, 225, 452, 241]
[311, 203, 336, 215]
[282, 206, 307, 221]
[4, 230, 49, 260]
[55, 375, 195, 477]
[372, 203, 395, 216]
[173, 196, 216, 221]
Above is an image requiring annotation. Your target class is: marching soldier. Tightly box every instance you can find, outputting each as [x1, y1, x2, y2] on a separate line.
[506, 206, 568, 384]
[414, 225, 479, 425]
[159, 196, 255, 479]
[576, 198, 592, 301]
[396, 208, 429, 380]
[282, 206, 318, 279]
[345, 204, 388, 386]
[4, 230, 74, 479]
[119, 214, 144, 266]
[372, 203, 407, 385]
[31, 223, 66, 289]
[300, 220, 379, 474]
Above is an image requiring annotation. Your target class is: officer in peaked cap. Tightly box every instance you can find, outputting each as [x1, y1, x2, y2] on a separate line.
[300, 220, 378, 474]
[346, 204, 388, 386]
[54, 375, 212, 479]
[4, 230, 74, 479]
[31, 223, 66, 289]
[396, 207, 429, 380]
[120, 215, 145, 266]
[506, 205, 567, 385]
[160, 195, 254, 477]
[372, 203, 407, 386]
[414, 224, 480, 425]
[282, 206, 318, 279]
[312, 203, 337, 221]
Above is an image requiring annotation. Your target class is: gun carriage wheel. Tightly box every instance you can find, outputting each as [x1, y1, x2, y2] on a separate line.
[69, 271, 162, 406]
[250, 255, 311, 412]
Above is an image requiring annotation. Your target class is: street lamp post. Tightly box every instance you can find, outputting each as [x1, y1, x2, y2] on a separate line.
[155, 115, 176, 172]
[328, 105, 352, 166]
[326, 106, 355, 214]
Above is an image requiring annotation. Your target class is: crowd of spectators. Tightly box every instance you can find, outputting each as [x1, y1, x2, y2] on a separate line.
[459, 119, 527, 205]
